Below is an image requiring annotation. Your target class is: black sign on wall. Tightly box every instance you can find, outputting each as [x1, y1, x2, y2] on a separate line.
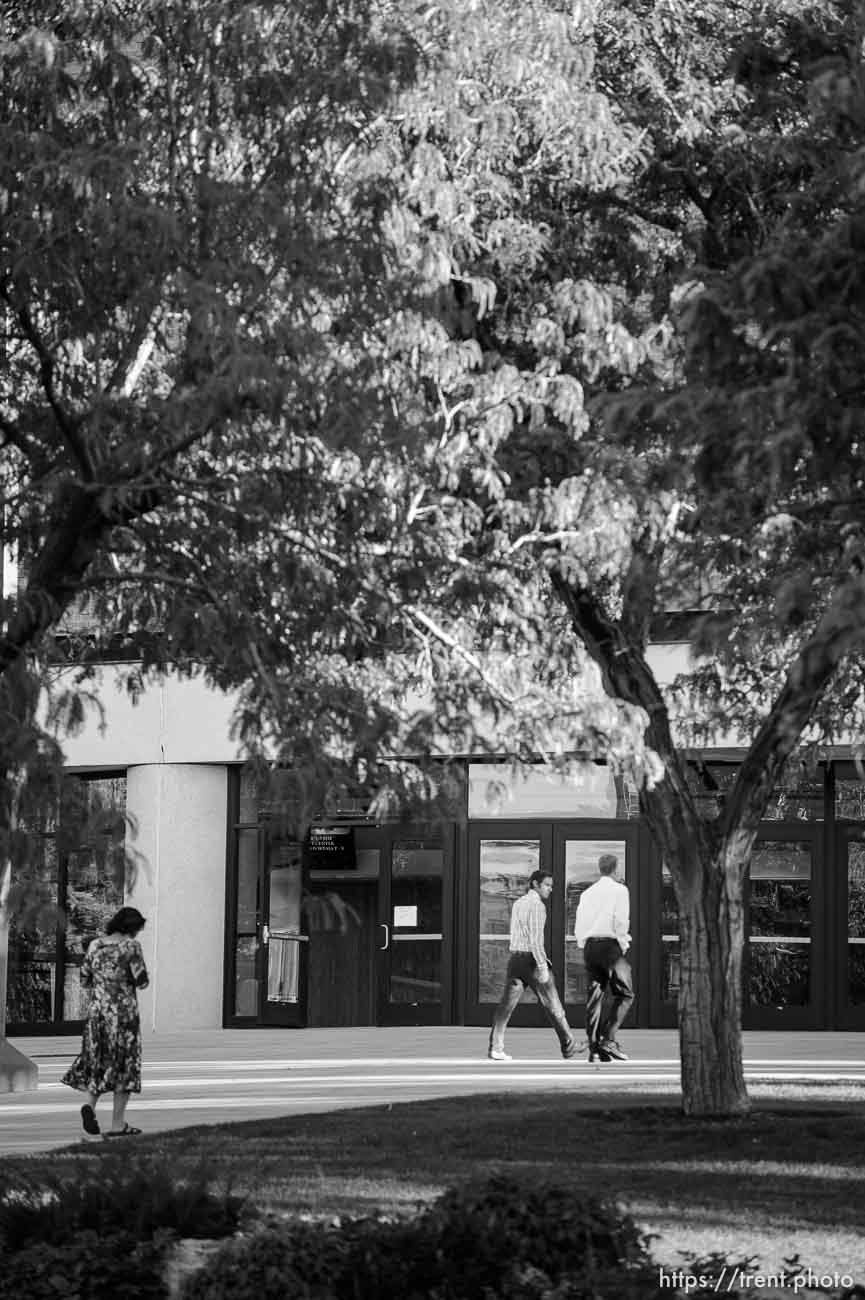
[304, 826, 357, 870]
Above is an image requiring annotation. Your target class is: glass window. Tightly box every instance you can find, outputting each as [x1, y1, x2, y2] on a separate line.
[687, 764, 824, 821]
[239, 770, 259, 823]
[6, 774, 127, 1029]
[236, 830, 259, 932]
[234, 936, 259, 1016]
[748, 841, 811, 1008]
[847, 839, 865, 1006]
[65, 848, 124, 958]
[268, 847, 302, 935]
[660, 863, 680, 1004]
[63, 964, 88, 1020]
[468, 763, 636, 819]
[478, 839, 540, 1003]
[662, 842, 813, 1009]
[835, 771, 865, 821]
[264, 838, 303, 1006]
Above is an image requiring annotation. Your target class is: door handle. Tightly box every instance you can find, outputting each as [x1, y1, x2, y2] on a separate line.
[379, 922, 389, 951]
[262, 924, 270, 946]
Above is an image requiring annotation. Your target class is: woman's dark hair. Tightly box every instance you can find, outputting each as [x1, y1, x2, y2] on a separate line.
[106, 906, 146, 936]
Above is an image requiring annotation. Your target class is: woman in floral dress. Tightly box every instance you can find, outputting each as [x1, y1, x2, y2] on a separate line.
[62, 906, 149, 1137]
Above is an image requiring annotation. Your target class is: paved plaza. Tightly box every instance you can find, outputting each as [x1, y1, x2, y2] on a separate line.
[2, 1027, 864, 1156]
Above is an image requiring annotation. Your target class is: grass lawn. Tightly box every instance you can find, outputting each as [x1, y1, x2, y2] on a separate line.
[5, 1092, 865, 1288]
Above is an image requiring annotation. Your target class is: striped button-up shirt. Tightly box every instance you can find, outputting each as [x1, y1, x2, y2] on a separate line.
[509, 890, 549, 970]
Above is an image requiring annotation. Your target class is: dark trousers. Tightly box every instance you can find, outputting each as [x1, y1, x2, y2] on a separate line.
[489, 951, 574, 1053]
[583, 937, 634, 1046]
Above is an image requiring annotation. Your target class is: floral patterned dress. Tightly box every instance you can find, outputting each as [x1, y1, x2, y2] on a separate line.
[62, 935, 149, 1095]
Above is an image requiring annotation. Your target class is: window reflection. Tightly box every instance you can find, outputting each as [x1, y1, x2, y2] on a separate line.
[6, 776, 127, 1029]
[266, 839, 303, 1005]
[234, 935, 259, 1016]
[65, 847, 124, 956]
[478, 839, 540, 1003]
[686, 764, 824, 821]
[468, 764, 638, 818]
[660, 863, 679, 1003]
[565, 840, 626, 1002]
[847, 840, 865, 1006]
[661, 843, 813, 1010]
[749, 842, 811, 1008]
[837, 780, 865, 821]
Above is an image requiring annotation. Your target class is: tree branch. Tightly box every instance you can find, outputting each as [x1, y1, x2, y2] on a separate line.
[620, 536, 662, 649]
[105, 309, 160, 398]
[0, 477, 165, 679]
[7, 295, 95, 480]
[554, 187, 687, 235]
[402, 604, 520, 713]
[550, 567, 710, 877]
[722, 574, 865, 843]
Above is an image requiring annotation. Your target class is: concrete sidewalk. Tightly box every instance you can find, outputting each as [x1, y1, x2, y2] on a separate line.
[10, 1025, 865, 1064]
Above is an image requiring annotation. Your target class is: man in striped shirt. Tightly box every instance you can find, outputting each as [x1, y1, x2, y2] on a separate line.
[488, 869, 580, 1061]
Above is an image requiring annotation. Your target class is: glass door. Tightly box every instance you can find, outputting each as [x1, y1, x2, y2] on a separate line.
[835, 826, 865, 1028]
[654, 828, 820, 1030]
[377, 829, 452, 1025]
[743, 830, 819, 1028]
[466, 823, 552, 1026]
[465, 822, 639, 1027]
[554, 825, 640, 1023]
[259, 830, 306, 1026]
[653, 857, 680, 1028]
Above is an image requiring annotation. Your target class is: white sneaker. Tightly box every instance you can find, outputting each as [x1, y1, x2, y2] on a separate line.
[487, 1048, 512, 1061]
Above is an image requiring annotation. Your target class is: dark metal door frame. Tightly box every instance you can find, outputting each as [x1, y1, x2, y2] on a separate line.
[551, 822, 642, 1026]
[258, 822, 306, 1027]
[376, 824, 455, 1026]
[464, 821, 552, 1027]
[833, 824, 865, 1029]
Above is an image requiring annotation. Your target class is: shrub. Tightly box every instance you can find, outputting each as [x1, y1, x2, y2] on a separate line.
[418, 1173, 651, 1297]
[0, 1154, 246, 1254]
[179, 1175, 660, 1300]
[178, 1225, 341, 1300]
[0, 1229, 167, 1300]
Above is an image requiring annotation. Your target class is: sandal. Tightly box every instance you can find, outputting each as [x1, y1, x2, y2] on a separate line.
[80, 1104, 100, 1136]
[104, 1124, 142, 1137]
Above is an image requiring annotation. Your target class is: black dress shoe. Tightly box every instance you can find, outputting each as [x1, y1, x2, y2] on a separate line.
[598, 1039, 628, 1061]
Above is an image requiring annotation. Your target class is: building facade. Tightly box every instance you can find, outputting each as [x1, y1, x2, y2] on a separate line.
[6, 658, 865, 1037]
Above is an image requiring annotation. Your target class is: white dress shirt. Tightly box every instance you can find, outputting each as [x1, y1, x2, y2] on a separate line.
[574, 875, 631, 952]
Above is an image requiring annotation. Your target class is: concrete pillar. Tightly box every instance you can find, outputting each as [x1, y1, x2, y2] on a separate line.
[126, 765, 228, 1033]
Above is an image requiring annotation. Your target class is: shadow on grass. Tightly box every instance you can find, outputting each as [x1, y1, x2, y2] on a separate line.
[6, 1093, 865, 1240]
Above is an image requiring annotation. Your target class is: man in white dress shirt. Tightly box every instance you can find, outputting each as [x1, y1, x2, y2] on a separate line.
[488, 869, 579, 1062]
[574, 852, 634, 1061]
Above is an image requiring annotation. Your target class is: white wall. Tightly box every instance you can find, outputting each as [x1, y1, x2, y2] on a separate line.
[54, 643, 735, 773]
[58, 667, 242, 768]
[126, 764, 228, 1032]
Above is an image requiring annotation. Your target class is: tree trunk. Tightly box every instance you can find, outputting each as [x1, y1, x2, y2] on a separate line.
[676, 850, 749, 1117]
[0, 858, 9, 1038]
